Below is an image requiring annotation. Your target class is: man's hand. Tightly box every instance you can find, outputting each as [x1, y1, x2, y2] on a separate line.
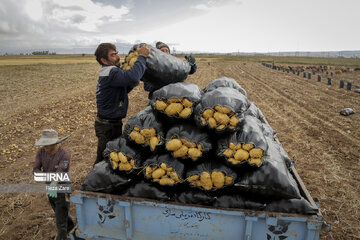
[47, 183, 58, 198]
[185, 55, 196, 66]
[137, 44, 150, 57]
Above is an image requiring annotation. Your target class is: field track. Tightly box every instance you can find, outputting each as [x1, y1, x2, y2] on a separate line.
[0, 60, 359, 239]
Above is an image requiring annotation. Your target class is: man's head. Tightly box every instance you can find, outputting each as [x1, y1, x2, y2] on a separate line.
[94, 43, 121, 67]
[156, 41, 170, 54]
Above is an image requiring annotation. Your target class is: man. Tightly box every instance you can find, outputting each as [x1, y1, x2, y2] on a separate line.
[94, 43, 150, 165]
[144, 41, 198, 99]
[33, 129, 74, 240]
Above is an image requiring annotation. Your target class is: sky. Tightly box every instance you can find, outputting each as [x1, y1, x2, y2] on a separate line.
[0, 0, 359, 54]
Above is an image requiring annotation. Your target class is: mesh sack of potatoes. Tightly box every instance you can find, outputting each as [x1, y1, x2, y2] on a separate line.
[213, 194, 266, 211]
[142, 154, 185, 190]
[185, 159, 238, 192]
[217, 116, 268, 168]
[80, 161, 133, 194]
[103, 137, 143, 174]
[130, 44, 191, 89]
[123, 106, 164, 152]
[202, 77, 247, 97]
[233, 136, 301, 200]
[123, 180, 172, 202]
[165, 123, 212, 162]
[243, 102, 266, 123]
[194, 87, 250, 134]
[121, 49, 140, 70]
[150, 82, 202, 121]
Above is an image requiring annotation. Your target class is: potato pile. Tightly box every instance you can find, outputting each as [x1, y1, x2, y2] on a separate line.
[200, 105, 240, 130]
[155, 98, 194, 118]
[145, 163, 181, 186]
[129, 126, 161, 151]
[187, 171, 234, 190]
[222, 143, 264, 166]
[166, 137, 205, 160]
[122, 51, 139, 70]
[109, 151, 136, 171]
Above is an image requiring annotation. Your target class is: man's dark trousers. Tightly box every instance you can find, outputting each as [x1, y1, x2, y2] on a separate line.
[94, 118, 123, 166]
[48, 193, 74, 240]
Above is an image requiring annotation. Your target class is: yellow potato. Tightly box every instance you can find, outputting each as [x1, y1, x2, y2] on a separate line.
[133, 126, 140, 132]
[129, 131, 145, 144]
[229, 143, 236, 150]
[229, 115, 239, 127]
[155, 100, 167, 111]
[166, 139, 182, 151]
[181, 138, 196, 148]
[187, 175, 199, 182]
[234, 149, 249, 161]
[129, 57, 137, 67]
[182, 98, 194, 108]
[165, 103, 183, 116]
[200, 117, 207, 125]
[188, 148, 202, 160]
[140, 128, 153, 138]
[118, 152, 128, 164]
[211, 171, 225, 189]
[168, 98, 181, 103]
[214, 112, 230, 125]
[150, 136, 159, 151]
[223, 148, 234, 158]
[208, 117, 217, 128]
[228, 158, 240, 165]
[130, 159, 135, 167]
[243, 143, 254, 151]
[173, 145, 188, 158]
[152, 168, 166, 179]
[202, 109, 214, 119]
[249, 148, 263, 158]
[214, 105, 232, 114]
[224, 176, 234, 185]
[160, 163, 167, 170]
[111, 160, 118, 170]
[216, 124, 226, 130]
[109, 152, 119, 162]
[200, 172, 213, 190]
[148, 128, 156, 137]
[235, 144, 242, 150]
[179, 107, 192, 118]
[159, 177, 175, 185]
[169, 172, 180, 182]
[145, 166, 154, 178]
[119, 162, 132, 171]
[248, 158, 262, 166]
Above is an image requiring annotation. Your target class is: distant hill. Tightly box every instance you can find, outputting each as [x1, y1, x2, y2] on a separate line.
[227, 50, 360, 58]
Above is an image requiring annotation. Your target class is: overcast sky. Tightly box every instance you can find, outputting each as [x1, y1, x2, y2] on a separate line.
[0, 0, 359, 54]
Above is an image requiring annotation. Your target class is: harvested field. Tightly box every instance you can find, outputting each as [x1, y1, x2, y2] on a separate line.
[0, 57, 359, 239]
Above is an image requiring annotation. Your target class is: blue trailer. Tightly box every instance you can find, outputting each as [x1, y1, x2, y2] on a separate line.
[70, 165, 328, 240]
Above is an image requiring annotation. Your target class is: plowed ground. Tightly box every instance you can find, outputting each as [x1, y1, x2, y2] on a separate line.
[0, 61, 359, 239]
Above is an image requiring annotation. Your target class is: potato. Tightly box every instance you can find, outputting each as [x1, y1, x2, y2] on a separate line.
[165, 103, 183, 116]
[229, 115, 239, 127]
[169, 172, 180, 182]
[129, 57, 137, 67]
[118, 152, 128, 164]
[119, 162, 132, 171]
[249, 148, 263, 158]
[145, 166, 154, 178]
[200, 172, 213, 190]
[197, 144, 204, 151]
[160, 177, 175, 185]
[155, 100, 167, 111]
[140, 128, 153, 138]
[248, 158, 262, 166]
[216, 124, 226, 130]
[229, 143, 236, 150]
[235, 144, 242, 150]
[181, 138, 196, 148]
[224, 176, 234, 185]
[214, 105, 232, 114]
[223, 149, 234, 158]
[211, 171, 225, 189]
[182, 98, 194, 108]
[234, 149, 249, 161]
[166, 139, 182, 151]
[152, 168, 166, 179]
[188, 148, 202, 160]
[160, 163, 167, 170]
[243, 143, 254, 151]
[133, 126, 140, 132]
[130, 159, 135, 167]
[179, 107, 192, 118]
[111, 160, 118, 170]
[168, 98, 181, 103]
[214, 112, 230, 125]
[150, 136, 160, 151]
[109, 152, 119, 162]
[200, 117, 207, 125]
[228, 158, 240, 165]
[208, 117, 217, 128]
[148, 128, 156, 137]
[202, 109, 214, 119]
[129, 131, 145, 144]
[187, 175, 199, 182]
[173, 145, 188, 158]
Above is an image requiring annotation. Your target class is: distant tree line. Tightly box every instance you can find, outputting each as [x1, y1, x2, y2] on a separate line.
[31, 51, 56, 55]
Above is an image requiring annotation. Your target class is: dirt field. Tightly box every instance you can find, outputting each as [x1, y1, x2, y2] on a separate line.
[0, 59, 359, 239]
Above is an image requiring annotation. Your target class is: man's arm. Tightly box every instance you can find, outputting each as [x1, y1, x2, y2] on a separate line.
[110, 56, 147, 87]
[33, 149, 43, 173]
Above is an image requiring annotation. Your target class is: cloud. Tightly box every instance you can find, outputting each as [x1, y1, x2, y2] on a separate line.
[192, 0, 242, 11]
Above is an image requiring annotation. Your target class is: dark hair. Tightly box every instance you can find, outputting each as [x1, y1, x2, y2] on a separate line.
[94, 43, 116, 65]
[156, 41, 170, 53]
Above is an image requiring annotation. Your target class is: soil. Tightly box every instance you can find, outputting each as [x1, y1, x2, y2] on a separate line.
[0, 61, 359, 239]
